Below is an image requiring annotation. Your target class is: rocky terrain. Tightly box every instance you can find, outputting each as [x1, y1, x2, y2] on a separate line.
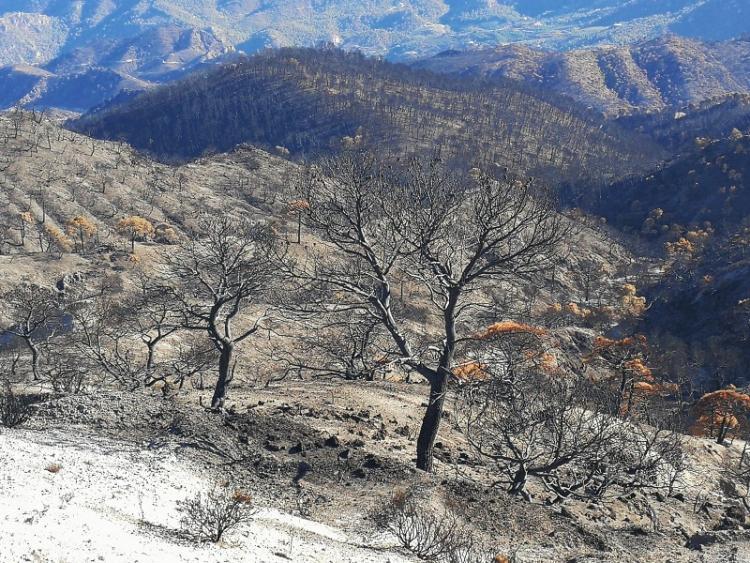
[0, 392, 413, 562]
[3, 379, 750, 562]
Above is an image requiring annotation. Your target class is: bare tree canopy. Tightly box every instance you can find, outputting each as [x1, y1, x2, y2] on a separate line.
[167, 215, 279, 409]
[291, 151, 567, 471]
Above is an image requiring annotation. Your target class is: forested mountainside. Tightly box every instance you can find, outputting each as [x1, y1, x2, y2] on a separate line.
[72, 48, 663, 183]
[644, 230, 750, 392]
[565, 127, 750, 390]
[416, 36, 750, 116]
[617, 94, 750, 152]
[593, 135, 750, 236]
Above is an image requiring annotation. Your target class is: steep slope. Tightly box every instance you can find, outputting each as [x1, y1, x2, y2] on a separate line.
[643, 235, 750, 390]
[582, 133, 750, 388]
[44, 25, 233, 82]
[416, 36, 750, 116]
[593, 135, 750, 235]
[0, 65, 53, 109]
[0, 67, 153, 113]
[71, 48, 663, 183]
[0, 24, 233, 113]
[0, 11, 66, 66]
[617, 94, 750, 152]
[0, 110, 298, 262]
[1, 427, 408, 562]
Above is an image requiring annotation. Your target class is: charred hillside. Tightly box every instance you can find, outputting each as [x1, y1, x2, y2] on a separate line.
[72, 48, 664, 184]
[593, 134, 750, 237]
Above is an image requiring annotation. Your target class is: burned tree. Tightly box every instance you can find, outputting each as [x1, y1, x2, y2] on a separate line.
[126, 277, 182, 383]
[456, 369, 685, 502]
[1, 282, 62, 381]
[65, 279, 145, 390]
[294, 152, 566, 471]
[167, 216, 278, 409]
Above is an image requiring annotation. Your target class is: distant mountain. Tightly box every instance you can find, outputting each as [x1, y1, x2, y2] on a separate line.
[1, 1, 747, 66]
[0, 1, 746, 112]
[416, 36, 750, 116]
[0, 65, 151, 114]
[0, 23, 234, 112]
[71, 48, 663, 183]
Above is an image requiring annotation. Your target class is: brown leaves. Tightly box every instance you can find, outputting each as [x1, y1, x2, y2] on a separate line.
[476, 321, 548, 340]
[691, 387, 750, 440]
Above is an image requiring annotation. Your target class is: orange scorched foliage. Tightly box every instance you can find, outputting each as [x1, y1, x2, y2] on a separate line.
[287, 199, 311, 212]
[593, 334, 648, 351]
[452, 361, 488, 382]
[477, 321, 548, 340]
[691, 387, 750, 441]
[624, 358, 653, 380]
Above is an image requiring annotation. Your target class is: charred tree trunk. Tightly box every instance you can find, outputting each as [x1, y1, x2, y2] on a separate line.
[416, 373, 448, 472]
[25, 337, 40, 381]
[416, 290, 458, 472]
[509, 466, 532, 501]
[211, 342, 234, 410]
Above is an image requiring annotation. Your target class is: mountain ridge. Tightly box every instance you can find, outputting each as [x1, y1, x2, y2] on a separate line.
[70, 47, 664, 183]
[415, 36, 750, 116]
[0, 2, 747, 113]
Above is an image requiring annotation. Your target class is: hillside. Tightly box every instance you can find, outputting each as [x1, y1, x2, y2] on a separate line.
[592, 134, 750, 235]
[617, 94, 750, 152]
[4, 377, 750, 562]
[0, 0, 746, 67]
[1, 422, 409, 562]
[5, 4, 750, 562]
[416, 36, 750, 116]
[0, 24, 233, 113]
[71, 48, 663, 184]
[3, 109, 750, 561]
[0, 1, 748, 112]
[571, 131, 750, 389]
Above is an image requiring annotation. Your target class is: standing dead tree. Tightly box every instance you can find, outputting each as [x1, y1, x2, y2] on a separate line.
[1, 282, 62, 381]
[456, 369, 686, 503]
[293, 152, 566, 471]
[127, 277, 182, 383]
[166, 216, 279, 409]
[65, 282, 145, 390]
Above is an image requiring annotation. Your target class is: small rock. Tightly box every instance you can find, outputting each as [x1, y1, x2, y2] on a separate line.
[265, 440, 283, 452]
[324, 435, 341, 448]
[687, 532, 718, 551]
[293, 462, 313, 484]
